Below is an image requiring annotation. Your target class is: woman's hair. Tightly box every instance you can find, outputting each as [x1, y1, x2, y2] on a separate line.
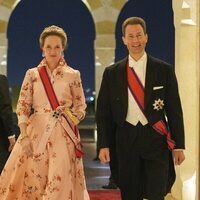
[122, 17, 147, 36]
[39, 25, 67, 49]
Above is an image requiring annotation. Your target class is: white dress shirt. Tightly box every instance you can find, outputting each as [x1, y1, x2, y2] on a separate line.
[126, 53, 148, 126]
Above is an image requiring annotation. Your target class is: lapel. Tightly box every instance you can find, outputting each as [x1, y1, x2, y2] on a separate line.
[144, 55, 157, 110]
[116, 57, 128, 108]
[115, 56, 157, 112]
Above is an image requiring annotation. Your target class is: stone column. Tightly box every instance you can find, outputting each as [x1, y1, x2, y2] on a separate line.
[87, 0, 127, 99]
[171, 0, 199, 199]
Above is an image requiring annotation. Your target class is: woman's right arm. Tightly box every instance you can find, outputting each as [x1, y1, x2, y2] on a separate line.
[16, 69, 34, 156]
[16, 69, 33, 135]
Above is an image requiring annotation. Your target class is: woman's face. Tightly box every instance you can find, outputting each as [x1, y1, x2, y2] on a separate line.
[42, 35, 64, 63]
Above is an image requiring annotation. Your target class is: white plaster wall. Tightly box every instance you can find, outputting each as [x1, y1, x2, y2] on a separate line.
[172, 0, 199, 199]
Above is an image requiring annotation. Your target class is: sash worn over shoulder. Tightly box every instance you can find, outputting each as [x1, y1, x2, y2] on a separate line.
[127, 64, 175, 150]
[38, 66, 84, 158]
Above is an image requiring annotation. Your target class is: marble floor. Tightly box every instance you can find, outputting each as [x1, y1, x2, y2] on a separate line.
[83, 142, 110, 190]
[80, 128, 111, 190]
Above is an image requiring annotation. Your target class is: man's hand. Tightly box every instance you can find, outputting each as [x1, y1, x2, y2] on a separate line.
[8, 137, 16, 152]
[99, 148, 110, 164]
[173, 150, 185, 165]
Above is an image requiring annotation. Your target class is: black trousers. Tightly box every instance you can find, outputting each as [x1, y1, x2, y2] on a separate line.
[116, 122, 171, 200]
[0, 138, 9, 174]
[109, 132, 119, 185]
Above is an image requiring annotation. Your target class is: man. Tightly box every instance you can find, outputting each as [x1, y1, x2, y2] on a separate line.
[0, 74, 16, 173]
[96, 17, 185, 200]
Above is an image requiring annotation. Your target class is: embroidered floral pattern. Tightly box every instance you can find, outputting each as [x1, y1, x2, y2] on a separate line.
[0, 61, 88, 199]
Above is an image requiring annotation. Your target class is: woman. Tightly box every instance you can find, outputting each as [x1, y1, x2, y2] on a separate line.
[0, 25, 90, 199]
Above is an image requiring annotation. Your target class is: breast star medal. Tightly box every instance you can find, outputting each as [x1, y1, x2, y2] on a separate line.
[153, 98, 164, 111]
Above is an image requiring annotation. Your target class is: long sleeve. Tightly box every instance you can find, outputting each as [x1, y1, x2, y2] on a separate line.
[165, 66, 185, 149]
[96, 69, 114, 148]
[16, 69, 33, 125]
[70, 71, 87, 119]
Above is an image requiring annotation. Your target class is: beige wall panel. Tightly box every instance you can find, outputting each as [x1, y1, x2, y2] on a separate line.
[0, 20, 7, 32]
[87, 0, 102, 10]
[0, 0, 16, 8]
[96, 21, 115, 34]
[111, 0, 127, 10]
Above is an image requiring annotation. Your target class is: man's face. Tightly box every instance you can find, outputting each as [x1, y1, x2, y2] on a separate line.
[122, 24, 148, 59]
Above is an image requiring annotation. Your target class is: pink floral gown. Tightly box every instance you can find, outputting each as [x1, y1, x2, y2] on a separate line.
[0, 59, 90, 200]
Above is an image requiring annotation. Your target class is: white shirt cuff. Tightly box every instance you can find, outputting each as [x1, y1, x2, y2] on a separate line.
[173, 149, 184, 151]
[8, 134, 15, 139]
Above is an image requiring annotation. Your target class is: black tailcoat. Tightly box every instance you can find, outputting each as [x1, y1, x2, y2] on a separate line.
[96, 55, 185, 195]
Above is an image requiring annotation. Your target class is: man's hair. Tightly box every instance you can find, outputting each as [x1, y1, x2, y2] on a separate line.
[122, 17, 147, 36]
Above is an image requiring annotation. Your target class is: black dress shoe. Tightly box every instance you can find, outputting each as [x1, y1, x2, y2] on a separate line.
[102, 180, 118, 189]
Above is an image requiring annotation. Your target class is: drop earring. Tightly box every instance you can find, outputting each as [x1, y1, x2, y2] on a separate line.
[42, 52, 45, 57]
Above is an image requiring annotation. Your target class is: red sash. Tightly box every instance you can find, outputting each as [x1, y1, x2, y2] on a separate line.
[127, 64, 175, 150]
[38, 66, 84, 158]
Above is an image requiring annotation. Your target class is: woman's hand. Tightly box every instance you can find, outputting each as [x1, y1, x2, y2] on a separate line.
[75, 111, 84, 121]
[56, 105, 66, 113]
[55, 106, 83, 125]
[18, 123, 33, 156]
[19, 136, 33, 157]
